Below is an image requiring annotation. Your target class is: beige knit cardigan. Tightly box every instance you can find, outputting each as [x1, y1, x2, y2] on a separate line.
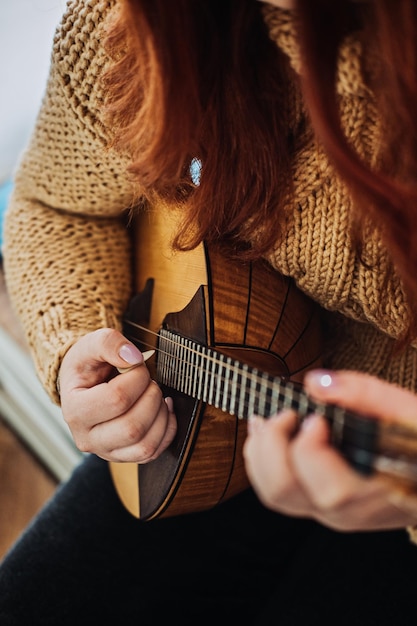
[3, 0, 417, 408]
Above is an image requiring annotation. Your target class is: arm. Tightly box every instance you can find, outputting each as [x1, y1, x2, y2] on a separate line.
[3, 0, 134, 403]
[3, 0, 177, 461]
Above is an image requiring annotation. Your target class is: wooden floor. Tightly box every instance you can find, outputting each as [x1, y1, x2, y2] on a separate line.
[0, 263, 59, 560]
[0, 415, 57, 560]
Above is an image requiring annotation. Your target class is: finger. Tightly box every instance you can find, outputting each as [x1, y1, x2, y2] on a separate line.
[292, 417, 417, 530]
[244, 410, 296, 487]
[65, 363, 152, 429]
[87, 380, 168, 453]
[117, 350, 155, 373]
[247, 408, 298, 439]
[66, 349, 155, 427]
[244, 411, 313, 515]
[290, 414, 365, 511]
[62, 328, 144, 390]
[304, 369, 417, 425]
[106, 397, 177, 463]
[388, 488, 417, 518]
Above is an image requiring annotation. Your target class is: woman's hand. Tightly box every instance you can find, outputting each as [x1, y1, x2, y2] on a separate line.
[58, 328, 177, 463]
[243, 369, 417, 531]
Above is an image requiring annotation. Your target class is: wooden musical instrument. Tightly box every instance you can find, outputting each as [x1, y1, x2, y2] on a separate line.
[109, 208, 417, 520]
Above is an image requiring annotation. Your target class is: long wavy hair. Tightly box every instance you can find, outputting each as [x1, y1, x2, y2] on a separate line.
[296, 0, 417, 343]
[105, 0, 292, 255]
[104, 0, 417, 341]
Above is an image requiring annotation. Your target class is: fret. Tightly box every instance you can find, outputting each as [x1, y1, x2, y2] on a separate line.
[206, 350, 214, 403]
[180, 337, 186, 394]
[162, 336, 169, 385]
[168, 337, 173, 386]
[208, 349, 217, 406]
[171, 338, 177, 388]
[263, 374, 273, 417]
[156, 329, 316, 422]
[215, 354, 225, 410]
[222, 356, 232, 413]
[239, 364, 249, 419]
[251, 373, 260, 416]
[183, 338, 190, 396]
[195, 344, 204, 401]
[200, 351, 209, 403]
[257, 372, 269, 417]
[271, 383, 284, 415]
[153, 329, 385, 483]
[227, 357, 239, 415]
[190, 343, 199, 398]
[233, 367, 243, 416]
[294, 385, 307, 415]
[158, 334, 167, 385]
[180, 337, 187, 393]
[173, 336, 180, 389]
[186, 337, 193, 396]
[247, 370, 259, 417]
[173, 337, 179, 388]
[161, 335, 168, 385]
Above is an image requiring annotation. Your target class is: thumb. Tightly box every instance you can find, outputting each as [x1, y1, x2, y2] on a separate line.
[118, 343, 144, 369]
[61, 329, 144, 386]
[90, 328, 144, 369]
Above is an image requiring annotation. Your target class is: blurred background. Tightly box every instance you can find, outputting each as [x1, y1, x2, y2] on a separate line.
[0, 0, 82, 559]
[0, 0, 66, 247]
[0, 0, 66, 179]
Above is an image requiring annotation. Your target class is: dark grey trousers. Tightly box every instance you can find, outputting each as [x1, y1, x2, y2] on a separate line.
[1, 454, 416, 625]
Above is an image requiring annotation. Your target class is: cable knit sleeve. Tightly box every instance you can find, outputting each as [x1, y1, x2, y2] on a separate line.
[3, 0, 136, 404]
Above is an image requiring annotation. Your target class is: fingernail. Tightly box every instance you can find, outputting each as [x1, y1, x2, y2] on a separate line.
[247, 414, 265, 435]
[269, 409, 296, 422]
[301, 414, 320, 432]
[165, 396, 174, 412]
[119, 343, 143, 365]
[305, 369, 336, 391]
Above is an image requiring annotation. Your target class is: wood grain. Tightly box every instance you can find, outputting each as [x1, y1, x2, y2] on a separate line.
[0, 264, 57, 560]
[110, 208, 322, 520]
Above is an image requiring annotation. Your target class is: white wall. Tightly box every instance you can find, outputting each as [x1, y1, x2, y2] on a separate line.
[0, 1, 81, 480]
[0, 0, 66, 183]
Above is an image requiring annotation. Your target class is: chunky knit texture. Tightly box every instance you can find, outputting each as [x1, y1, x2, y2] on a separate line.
[3, 0, 417, 405]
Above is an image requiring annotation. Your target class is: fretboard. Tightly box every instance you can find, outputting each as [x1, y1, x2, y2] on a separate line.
[156, 328, 379, 475]
[157, 328, 322, 420]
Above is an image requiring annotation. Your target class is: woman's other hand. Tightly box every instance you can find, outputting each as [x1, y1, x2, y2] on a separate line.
[243, 369, 417, 531]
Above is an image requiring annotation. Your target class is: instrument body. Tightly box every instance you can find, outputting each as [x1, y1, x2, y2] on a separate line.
[110, 208, 417, 520]
[110, 209, 322, 519]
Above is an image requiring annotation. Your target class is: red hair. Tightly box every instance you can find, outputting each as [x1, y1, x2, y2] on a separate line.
[296, 0, 417, 342]
[104, 0, 293, 256]
[105, 0, 417, 340]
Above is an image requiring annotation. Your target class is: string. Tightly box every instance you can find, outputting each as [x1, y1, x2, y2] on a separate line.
[121, 322, 417, 474]
[123, 320, 298, 393]
[124, 319, 295, 385]
[123, 320, 417, 472]
[122, 319, 405, 439]
[123, 319, 320, 420]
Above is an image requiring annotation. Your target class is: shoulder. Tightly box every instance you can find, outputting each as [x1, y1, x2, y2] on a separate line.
[50, 0, 118, 125]
[54, 0, 117, 60]
[262, 4, 370, 98]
